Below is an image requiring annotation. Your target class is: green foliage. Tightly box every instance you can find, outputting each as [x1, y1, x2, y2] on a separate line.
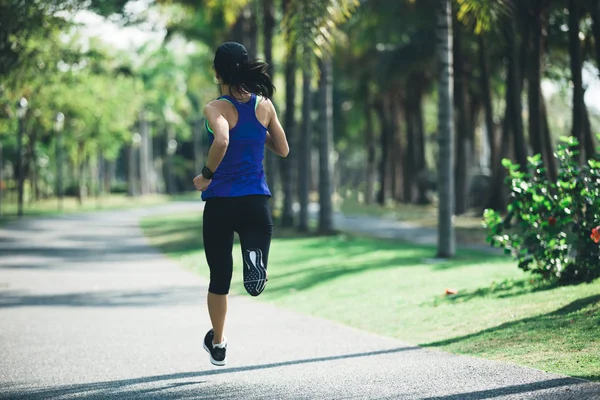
[283, 0, 360, 76]
[483, 137, 600, 283]
[455, 0, 512, 34]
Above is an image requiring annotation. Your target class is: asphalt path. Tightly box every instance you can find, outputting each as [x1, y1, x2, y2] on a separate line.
[1, 203, 598, 399]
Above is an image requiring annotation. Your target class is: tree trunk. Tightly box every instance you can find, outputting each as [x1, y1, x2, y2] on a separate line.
[413, 77, 429, 205]
[479, 34, 496, 170]
[453, 12, 470, 215]
[56, 130, 64, 210]
[263, 0, 277, 201]
[280, 32, 297, 227]
[298, 70, 312, 232]
[103, 160, 112, 195]
[247, 6, 258, 59]
[528, 3, 544, 162]
[582, 96, 597, 159]
[128, 145, 138, 197]
[436, 0, 455, 258]
[29, 130, 38, 202]
[16, 118, 24, 216]
[486, 114, 511, 212]
[375, 97, 390, 206]
[389, 92, 404, 203]
[139, 112, 150, 195]
[165, 125, 176, 194]
[569, 0, 585, 161]
[193, 118, 204, 176]
[77, 149, 86, 205]
[404, 81, 415, 203]
[230, 16, 245, 44]
[318, 59, 334, 234]
[590, 0, 600, 78]
[541, 98, 557, 181]
[0, 142, 3, 216]
[507, 15, 528, 169]
[364, 93, 376, 205]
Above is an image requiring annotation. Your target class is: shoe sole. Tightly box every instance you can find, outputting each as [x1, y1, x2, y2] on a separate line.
[243, 249, 267, 296]
[203, 342, 227, 366]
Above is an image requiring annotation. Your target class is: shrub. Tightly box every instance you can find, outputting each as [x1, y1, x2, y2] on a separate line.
[483, 137, 600, 283]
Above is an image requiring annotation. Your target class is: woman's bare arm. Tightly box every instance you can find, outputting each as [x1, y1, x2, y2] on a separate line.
[266, 100, 289, 158]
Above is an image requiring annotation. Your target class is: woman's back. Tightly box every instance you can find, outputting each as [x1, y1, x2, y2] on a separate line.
[201, 93, 271, 199]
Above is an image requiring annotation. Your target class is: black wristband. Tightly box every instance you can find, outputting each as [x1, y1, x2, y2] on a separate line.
[201, 166, 214, 179]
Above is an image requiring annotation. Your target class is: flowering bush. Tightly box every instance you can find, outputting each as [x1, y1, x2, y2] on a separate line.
[483, 137, 600, 283]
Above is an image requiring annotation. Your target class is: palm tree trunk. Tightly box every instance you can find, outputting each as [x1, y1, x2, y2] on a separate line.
[298, 69, 312, 232]
[478, 34, 496, 170]
[280, 40, 297, 227]
[569, 0, 585, 161]
[375, 96, 390, 206]
[528, 3, 544, 161]
[364, 94, 376, 205]
[413, 76, 429, 205]
[541, 98, 557, 181]
[318, 58, 334, 233]
[389, 93, 404, 203]
[0, 142, 3, 216]
[263, 0, 277, 201]
[452, 11, 470, 215]
[582, 95, 597, 159]
[486, 112, 511, 211]
[404, 80, 415, 203]
[139, 111, 150, 195]
[193, 118, 204, 177]
[16, 118, 24, 216]
[436, 0, 455, 258]
[507, 14, 528, 169]
[29, 129, 38, 202]
[590, 0, 600, 78]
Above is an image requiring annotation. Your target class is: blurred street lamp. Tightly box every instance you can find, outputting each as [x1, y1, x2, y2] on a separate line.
[55, 112, 65, 211]
[16, 97, 28, 217]
[167, 139, 178, 155]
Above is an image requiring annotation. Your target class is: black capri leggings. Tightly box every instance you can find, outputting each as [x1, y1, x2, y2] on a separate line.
[202, 195, 273, 295]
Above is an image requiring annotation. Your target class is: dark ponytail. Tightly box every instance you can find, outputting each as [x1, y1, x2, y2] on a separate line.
[217, 59, 275, 99]
[213, 42, 275, 99]
[239, 60, 275, 99]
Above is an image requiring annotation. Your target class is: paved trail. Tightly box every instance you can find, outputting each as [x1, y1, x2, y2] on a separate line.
[1, 203, 598, 399]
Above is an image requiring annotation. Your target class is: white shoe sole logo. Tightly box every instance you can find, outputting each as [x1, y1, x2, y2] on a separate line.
[244, 249, 267, 295]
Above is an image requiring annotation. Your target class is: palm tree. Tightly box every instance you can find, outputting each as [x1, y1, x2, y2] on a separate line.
[284, 0, 359, 232]
[318, 58, 334, 233]
[591, 1, 600, 78]
[436, 0, 455, 258]
[280, 0, 297, 227]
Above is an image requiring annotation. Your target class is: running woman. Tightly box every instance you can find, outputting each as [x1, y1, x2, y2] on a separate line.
[193, 42, 289, 367]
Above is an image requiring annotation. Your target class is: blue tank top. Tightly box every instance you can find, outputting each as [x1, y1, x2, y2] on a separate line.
[201, 93, 271, 200]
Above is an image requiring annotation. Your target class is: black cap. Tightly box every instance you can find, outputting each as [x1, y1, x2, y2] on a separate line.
[214, 42, 249, 68]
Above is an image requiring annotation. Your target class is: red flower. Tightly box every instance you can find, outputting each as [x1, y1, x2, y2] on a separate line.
[548, 217, 557, 226]
[591, 227, 600, 244]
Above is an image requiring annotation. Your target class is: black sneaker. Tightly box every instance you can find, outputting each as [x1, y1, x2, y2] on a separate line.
[243, 249, 268, 296]
[203, 329, 227, 366]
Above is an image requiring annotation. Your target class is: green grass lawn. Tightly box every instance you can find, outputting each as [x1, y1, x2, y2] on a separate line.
[141, 212, 600, 382]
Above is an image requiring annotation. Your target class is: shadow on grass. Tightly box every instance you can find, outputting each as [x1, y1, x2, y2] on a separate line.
[440, 277, 561, 303]
[424, 294, 600, 382]
[142, 215, 509, 296]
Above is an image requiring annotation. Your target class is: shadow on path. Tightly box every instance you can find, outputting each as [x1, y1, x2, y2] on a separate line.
[0, 286, 208, 308]
[419, 377, 596, 400]
[3, 346, 419, 399]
